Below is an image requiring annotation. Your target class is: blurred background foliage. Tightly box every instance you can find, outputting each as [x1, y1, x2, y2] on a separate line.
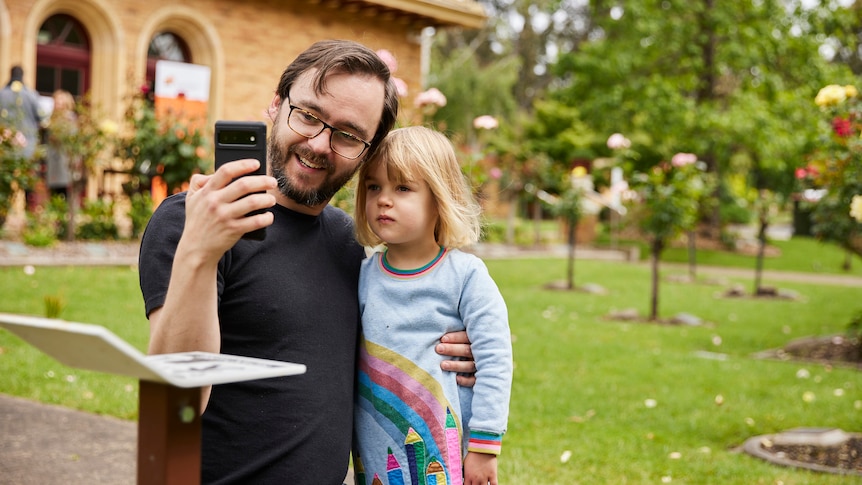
[423, 0, 862, 254]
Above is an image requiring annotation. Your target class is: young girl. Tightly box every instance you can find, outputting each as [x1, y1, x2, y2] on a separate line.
[45, 89, 78, 199]
[352, 126, 513, 485]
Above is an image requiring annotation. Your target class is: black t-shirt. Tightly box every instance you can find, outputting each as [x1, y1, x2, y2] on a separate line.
[139, 193, 364, 484]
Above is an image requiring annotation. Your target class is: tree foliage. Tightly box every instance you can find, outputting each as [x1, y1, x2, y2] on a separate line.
[539, 0, 855, 229]
[426, 29, 520, 142]
[428, 0, 862, 249]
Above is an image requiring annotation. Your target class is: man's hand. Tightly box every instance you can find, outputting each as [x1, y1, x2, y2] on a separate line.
[436, 330, 476, 387]
[183, 159, 276, 258]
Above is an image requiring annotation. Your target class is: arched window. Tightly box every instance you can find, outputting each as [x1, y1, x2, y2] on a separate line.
[145, 31, 192, 99]
[149, 31, 191, 62]
[36, 14, 91, 96]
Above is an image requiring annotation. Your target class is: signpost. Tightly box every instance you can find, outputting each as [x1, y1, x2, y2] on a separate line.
[0, 313, 306, 485]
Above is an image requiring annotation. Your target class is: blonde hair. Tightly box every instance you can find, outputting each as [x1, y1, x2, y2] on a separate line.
[50, 90, 75, 120]
[354, 126, 482, 249]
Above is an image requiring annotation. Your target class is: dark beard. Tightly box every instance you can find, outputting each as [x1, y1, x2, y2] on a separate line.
[269, 136, 358, 207]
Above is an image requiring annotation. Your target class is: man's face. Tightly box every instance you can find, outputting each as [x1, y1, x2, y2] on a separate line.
[268, 70, 385, 213]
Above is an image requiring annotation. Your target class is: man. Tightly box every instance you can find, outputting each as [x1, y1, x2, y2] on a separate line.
[0, 66, 45, 160]
[139, 40, 475, 484]
[0, 66, 47, 209]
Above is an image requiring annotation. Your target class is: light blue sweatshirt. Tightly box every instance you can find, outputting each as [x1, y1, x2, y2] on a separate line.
[352, 248, 513, 485]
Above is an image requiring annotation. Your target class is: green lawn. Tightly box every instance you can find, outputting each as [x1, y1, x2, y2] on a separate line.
[490, 257, 859, 484]
[0, 240, 859, 484]
[659, 236, 862, 277]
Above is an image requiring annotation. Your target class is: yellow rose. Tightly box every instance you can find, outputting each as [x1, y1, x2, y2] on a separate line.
[99, 120, 119, 135]
[851, 194, 862, 223]
[815, 84, 847, 107]
[846, 85, 859, 98]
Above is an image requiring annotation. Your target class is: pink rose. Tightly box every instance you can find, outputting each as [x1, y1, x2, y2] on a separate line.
[376, 49, 398, 73]
[671, 153, 697, 167]
[392, 77, 408, 98]
[473, 115, 498, 130]
[607, 133, 631, 150]
[414, 88, 447, 108]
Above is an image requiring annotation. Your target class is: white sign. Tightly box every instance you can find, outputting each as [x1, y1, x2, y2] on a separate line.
[0, 313, 305, 388]
[155, 60, 211, 102]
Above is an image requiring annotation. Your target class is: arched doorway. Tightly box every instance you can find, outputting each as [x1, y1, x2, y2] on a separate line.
[35, 14, 90, 97]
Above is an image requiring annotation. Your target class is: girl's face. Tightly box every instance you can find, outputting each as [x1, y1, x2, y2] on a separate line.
[363, 162, 438, 249]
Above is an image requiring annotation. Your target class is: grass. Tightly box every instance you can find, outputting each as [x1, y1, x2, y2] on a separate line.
[658, 236, 862, 277]
[492, 257, 859, 484]
[0, 266, 145, 419]
[0, 238, 860, 483]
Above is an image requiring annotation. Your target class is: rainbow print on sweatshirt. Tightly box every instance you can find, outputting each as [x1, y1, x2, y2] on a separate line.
[354, 339, 462, 485]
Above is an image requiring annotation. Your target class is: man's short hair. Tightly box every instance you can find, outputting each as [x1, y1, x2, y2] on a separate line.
[275, 40, 399, 160]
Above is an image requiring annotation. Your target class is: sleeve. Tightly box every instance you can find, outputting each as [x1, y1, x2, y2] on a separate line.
[138, 193, 187, 317]
[31, 91, 47, 125]
[459, 256, 513, 455]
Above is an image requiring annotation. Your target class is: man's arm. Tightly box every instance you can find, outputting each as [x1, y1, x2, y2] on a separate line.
[146, 159, 276, 408]
[437, 330, 477, 387]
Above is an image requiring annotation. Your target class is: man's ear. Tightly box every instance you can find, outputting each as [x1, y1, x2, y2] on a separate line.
[266, 95, 282, 121]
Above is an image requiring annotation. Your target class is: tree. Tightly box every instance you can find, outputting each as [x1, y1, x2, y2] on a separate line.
[543, 169, 585, 290]
[628, 156, 711, 320]
[548, 0, 844, 237]
[426, 29, 520, 142]
[51, 96, 117, 241]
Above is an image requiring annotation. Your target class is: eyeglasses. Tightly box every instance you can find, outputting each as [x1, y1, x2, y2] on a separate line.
[286, 104, 371, 159]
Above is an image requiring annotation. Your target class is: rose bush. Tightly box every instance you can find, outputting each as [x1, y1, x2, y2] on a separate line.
[0, 124, 35, 226]
[804, 84, 862, 258]
[115, 86, 208, 196]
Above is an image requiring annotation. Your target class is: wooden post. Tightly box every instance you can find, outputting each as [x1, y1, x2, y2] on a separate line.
[137, 381, 203, 485]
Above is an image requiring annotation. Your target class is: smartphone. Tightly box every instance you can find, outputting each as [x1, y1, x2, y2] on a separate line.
[214, 121, 268, 241]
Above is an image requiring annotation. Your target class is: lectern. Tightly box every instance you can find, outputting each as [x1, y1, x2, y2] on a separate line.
[0, 313, 306, 485]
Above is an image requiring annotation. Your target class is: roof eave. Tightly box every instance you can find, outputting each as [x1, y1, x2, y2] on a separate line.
[344, 0, 488, 29]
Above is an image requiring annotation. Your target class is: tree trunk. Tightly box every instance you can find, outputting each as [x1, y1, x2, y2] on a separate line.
[753, 216, 768, 296]
[505, 191, 517, 245]
[566, 217, 577, 290]
[532, 200, 542, 246]
[696, 0, 720, 239]
[65, 183, 81, 241]
[843, 236, 862, 261]
[650, 238, 664, 321]
[687, 230, 697, 281]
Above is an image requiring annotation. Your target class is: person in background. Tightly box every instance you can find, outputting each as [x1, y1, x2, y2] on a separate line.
[138, 40, 476, 484]
[352, 126, 513, 485]
[0, 66, 48, 209]
[0, 66, 45, 160]
[45, 89, 78, 199]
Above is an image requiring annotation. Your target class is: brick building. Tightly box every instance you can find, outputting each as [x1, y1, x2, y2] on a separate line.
[0, 0, 485, 202]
